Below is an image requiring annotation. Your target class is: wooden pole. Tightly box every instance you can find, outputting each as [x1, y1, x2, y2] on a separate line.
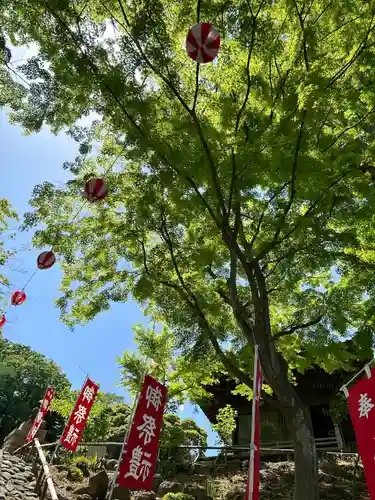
[34, 439, 59, 500]
[247, 345, 259, 500]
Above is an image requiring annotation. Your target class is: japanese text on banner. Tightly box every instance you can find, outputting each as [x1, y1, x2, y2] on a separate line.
[26, 387, 54, 443]
[117, 375, 167, 490]
[347, 367, 375, 500]
[60, 378, 99, 452]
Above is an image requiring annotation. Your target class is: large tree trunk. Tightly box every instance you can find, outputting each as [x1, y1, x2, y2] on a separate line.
[259, 345, 318, 500]
[244, 263, 319, 500]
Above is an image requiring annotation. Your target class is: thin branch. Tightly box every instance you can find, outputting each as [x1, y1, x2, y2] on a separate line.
[318, 14, 365, 42]
[325, 13, 375, 90]
[274, 315, 323, 339]
[271, 112, 306, 245]
[323, 105, 375, 152]
[311, 0, 335, 26]
[247, 180, 292, 250]
[291, 0, 310, 72]
[116, 0, 227, 217]
[253, 169, 350, 263]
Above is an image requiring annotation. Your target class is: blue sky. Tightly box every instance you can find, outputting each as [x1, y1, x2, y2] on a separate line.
[0, 109, 218, 447]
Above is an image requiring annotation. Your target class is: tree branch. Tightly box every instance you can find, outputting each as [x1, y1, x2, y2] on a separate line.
[323, 105, 375, 152]
[292, 0, 310, 72]
[324, 13, 375, 90]
[270, 111, 306, 246]
[247, 180, 292, 251]
[274, 315, 323, 339]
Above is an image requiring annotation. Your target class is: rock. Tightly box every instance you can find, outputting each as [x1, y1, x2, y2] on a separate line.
[74, 485, 91, 495]
[88, 470, 109, 500]
[183, 484, 208, 500]
[223, 485, 246, 500]
[106, 459, 118, 471]
[158, 481, 184, 497]
[132, 491, 157, 500]
[111, 485, 131, 500]
[152, 474, 163, 491]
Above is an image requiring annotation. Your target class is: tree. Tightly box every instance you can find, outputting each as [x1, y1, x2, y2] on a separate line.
[2, 1, 375, 498]
[118, 324, 222, 412]
[51, 390, 124, 442]
[0, 338, 70, 442]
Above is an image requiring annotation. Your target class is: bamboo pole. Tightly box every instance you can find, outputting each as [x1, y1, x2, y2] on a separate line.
[247, 345, 259, 500]
[34, 439, 59, 500]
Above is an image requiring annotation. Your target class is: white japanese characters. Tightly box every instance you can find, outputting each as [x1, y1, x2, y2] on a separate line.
[82, 385, 96, 404]
[146, 385, 163, 411]
[73, 404, 88, 424]
[64, 424, 80, 446]
[359, 393, 374, 418]
[137, 414, 156, 446]
[122, 381, 166, 485]
[125, 446, 152, 481]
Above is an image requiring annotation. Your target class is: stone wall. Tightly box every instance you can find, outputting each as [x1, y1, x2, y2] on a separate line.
[0, 450, 39, 500]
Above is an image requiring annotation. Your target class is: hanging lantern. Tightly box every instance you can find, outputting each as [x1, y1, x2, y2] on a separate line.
[84, 178, 108, 202]
[186, 22, 221, 63]
[0, 314, 6, 327]
[37, 250, 56, 270]
[11, 290, 26, 306]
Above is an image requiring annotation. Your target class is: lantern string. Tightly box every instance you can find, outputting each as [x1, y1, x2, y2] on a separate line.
[0, 147, 126, 323]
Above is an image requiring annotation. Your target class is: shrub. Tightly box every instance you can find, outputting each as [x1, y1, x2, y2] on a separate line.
[67, 466, 84, 482]
[163, 494, 195, 500]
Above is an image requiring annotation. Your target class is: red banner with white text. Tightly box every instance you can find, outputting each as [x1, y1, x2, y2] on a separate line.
[117, 375, 167, 490]
[60, 378, 99, 452]
[245, 356, 262, 500]
[26, 386, 54, 442]
[347, 367, 375, 499]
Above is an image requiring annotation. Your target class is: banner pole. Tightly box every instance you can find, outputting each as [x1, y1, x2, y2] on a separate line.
[49, 375, 88, 465]
[108, 372, 146, 500]
[248, 345, 259, 500]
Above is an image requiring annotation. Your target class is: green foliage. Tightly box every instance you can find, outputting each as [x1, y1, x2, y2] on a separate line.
[51, 390, 124, 442]
[3, 1, 375, 494]
[67, 466, 84, 482]
[163, 494, 195, 500]
[118, 324, 221, 411]
[0, 338, 70, 441]
[212, 405, 237, 446]
[105, 403, 131, 442]
[4, 0, 373, 394]
[160, 413, 207, 468]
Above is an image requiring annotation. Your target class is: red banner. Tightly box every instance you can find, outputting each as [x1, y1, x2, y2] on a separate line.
[347, 367, 375, 499]
[26, 386, 54, 442]
[117, 375, 167, 490]
[60, 378, 99, 452]
[246, 355, 262, 500]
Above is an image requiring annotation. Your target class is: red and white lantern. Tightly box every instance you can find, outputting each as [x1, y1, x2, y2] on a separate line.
[186, 22, 220, 63]
[37, 251, 56, 270]
[0, 314, 6, 327]
[84, 178, 108, 202]
[11, 290, 26, 306]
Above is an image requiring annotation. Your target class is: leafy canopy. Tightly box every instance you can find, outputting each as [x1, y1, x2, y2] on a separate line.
[119, 324, 222, 411]
[0, 338, 70, 440]
[1, 0, 375, 399]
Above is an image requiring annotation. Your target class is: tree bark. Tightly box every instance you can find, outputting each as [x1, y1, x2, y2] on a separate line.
[240, 262, 319, 500]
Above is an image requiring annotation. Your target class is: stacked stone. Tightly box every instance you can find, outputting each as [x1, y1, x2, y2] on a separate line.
[0, 451, 38, 500]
